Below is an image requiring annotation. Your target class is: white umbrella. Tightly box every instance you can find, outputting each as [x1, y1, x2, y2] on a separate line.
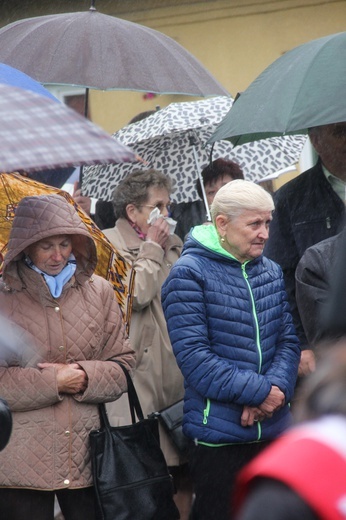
[82, 97, 307, 206]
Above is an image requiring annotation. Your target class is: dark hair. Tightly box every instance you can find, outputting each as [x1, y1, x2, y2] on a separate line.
[128, 110, 156, 124]
[196, 158, 244, 199]
[112, 169, 173, 219]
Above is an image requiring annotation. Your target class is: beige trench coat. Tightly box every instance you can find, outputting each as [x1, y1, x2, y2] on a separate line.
[104, 218, 185, 466]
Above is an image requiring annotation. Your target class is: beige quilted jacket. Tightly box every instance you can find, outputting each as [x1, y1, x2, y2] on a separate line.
[0, 194, 135, 490]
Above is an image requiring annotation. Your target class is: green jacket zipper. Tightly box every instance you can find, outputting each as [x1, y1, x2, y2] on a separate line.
[200, 262, 263, 441]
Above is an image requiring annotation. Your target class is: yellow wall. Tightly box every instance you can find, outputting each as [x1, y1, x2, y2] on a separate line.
[1, 0, 345, 141]
[87, 0, 346, 133]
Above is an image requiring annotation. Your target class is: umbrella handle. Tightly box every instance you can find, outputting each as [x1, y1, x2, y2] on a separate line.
[79, 87, 90, 188]
[192, 146, 211, 222]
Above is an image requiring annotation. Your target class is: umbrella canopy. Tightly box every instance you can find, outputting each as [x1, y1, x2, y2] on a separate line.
[0, 173, 135, 332]
[0, 6, 228, 97]
[0, 62, 57, 101]
[0, 83, 137, 173]
[82, 97, 306, 203]
[209, 31, 346, 145]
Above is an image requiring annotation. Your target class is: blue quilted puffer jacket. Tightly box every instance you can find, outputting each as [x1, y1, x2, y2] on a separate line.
[161, 224, 300, 446]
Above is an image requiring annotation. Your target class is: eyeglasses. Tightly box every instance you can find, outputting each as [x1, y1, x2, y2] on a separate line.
[140, 203, 171, 213]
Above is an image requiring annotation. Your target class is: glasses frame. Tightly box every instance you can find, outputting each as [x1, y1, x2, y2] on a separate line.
[139, 203, 171, 213]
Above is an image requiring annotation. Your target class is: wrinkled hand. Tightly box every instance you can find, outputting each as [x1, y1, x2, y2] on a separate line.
[38, 362, 88, 394]
[146, 217, 170, 248]
[298, 349, 316, 377]
[259, 385, 285, 416]
[73, 181, 91, 215]
[241, 406, 266, 427]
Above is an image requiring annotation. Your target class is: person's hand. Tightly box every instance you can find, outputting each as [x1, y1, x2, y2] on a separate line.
[298, 349, 316, 377]
[241, 405, 266, 427]
[73, 181, 91, 216]
[38, 362, 88, 394]
[146, 217, 170, 248]
[259, 385, 285, 416]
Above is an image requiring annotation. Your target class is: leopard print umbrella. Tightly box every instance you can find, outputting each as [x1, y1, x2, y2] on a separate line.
[82, 96, 307, 203]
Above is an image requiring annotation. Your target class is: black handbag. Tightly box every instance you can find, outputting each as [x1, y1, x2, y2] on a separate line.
[89, 362, 180, 520]
[150, 400, 189, 457]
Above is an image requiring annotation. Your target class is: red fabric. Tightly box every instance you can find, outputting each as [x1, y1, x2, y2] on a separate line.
[235, 429, 346, 520]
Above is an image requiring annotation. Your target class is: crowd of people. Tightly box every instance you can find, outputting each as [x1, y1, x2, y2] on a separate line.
[1, 117, 346, 520]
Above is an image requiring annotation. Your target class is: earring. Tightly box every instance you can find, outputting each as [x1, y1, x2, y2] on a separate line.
[220, 236, 225, 243]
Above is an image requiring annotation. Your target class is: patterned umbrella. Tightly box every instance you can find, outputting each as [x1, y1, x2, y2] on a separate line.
[0, 173, 135, 333]
[82, 96, 307, 204]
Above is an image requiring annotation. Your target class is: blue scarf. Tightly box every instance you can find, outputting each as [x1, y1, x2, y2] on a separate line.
[25, 254, 77, 298]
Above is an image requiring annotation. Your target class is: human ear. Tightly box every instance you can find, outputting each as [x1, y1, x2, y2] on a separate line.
[125, 203, 137, 223]
[308, 130, 322, 154]
[215, 214, 229, 238]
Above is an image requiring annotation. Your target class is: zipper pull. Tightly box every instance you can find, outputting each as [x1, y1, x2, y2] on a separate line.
[326, 217, 331, 229]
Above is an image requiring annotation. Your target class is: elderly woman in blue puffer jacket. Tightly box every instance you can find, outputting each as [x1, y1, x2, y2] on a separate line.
[161, 179, 300, 520]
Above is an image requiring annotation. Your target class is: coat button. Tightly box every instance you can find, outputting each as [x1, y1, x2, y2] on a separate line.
[58, 346, 64, 351]
[65, 430, 70, 436]
[54, 306, 60, 312]
[64, 479, 70, 485]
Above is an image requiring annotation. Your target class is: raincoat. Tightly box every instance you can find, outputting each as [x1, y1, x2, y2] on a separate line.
[0, 194, 135, 490]
[104, 218, 184, 466]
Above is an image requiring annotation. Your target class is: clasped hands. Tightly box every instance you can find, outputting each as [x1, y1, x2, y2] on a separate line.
[38, 362, 88, 394]
[241, 385, 285, 427]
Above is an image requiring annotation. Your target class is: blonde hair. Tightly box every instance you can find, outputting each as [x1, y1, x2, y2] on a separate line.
[210, 179, 274, 222]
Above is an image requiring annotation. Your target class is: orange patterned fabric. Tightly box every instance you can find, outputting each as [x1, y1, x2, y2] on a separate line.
[0, 173, 134, 333]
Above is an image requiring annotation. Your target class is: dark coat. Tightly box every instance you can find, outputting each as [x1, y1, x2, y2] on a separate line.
[0, 399, 12, 452]
[234, 478, 318, 520]
[295, 233, 341, 347]
[170, 200, 208, 241]
[264, 160, 345, 348]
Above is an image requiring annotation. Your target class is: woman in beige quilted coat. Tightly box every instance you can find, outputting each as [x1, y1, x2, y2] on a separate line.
[103, 169, 193, 519]
[0, 194, 135, 520]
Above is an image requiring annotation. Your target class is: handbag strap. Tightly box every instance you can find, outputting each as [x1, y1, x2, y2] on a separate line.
[99, 361, 145, 427]
[114, 361, 145, 423]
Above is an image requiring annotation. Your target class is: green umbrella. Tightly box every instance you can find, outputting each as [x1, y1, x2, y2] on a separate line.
[209, 31, 346, 146]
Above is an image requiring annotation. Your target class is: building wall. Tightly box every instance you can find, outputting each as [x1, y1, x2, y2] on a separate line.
[88, 0, 346, 133]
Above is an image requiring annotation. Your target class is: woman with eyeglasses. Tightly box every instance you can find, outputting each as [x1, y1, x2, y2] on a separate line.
[103, 169, 192, 519]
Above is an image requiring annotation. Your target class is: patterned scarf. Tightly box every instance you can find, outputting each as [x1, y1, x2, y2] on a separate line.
[128, 219, 146, 240]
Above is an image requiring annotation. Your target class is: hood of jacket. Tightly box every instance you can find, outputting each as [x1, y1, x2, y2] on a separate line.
[3, 194, 97, 290]
[185, 223, 259, 266]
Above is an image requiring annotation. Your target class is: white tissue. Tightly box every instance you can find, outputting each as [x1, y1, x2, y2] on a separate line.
[147, 207, 177, 235]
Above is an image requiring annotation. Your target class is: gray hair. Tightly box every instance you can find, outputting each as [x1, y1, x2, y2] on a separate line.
[112, 169, 173, 219]
[210, 179, 274, 222]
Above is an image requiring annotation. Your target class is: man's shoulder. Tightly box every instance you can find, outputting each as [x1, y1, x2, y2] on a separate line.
[304, 232, 342, 258]
[274, 162, 322, 200]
